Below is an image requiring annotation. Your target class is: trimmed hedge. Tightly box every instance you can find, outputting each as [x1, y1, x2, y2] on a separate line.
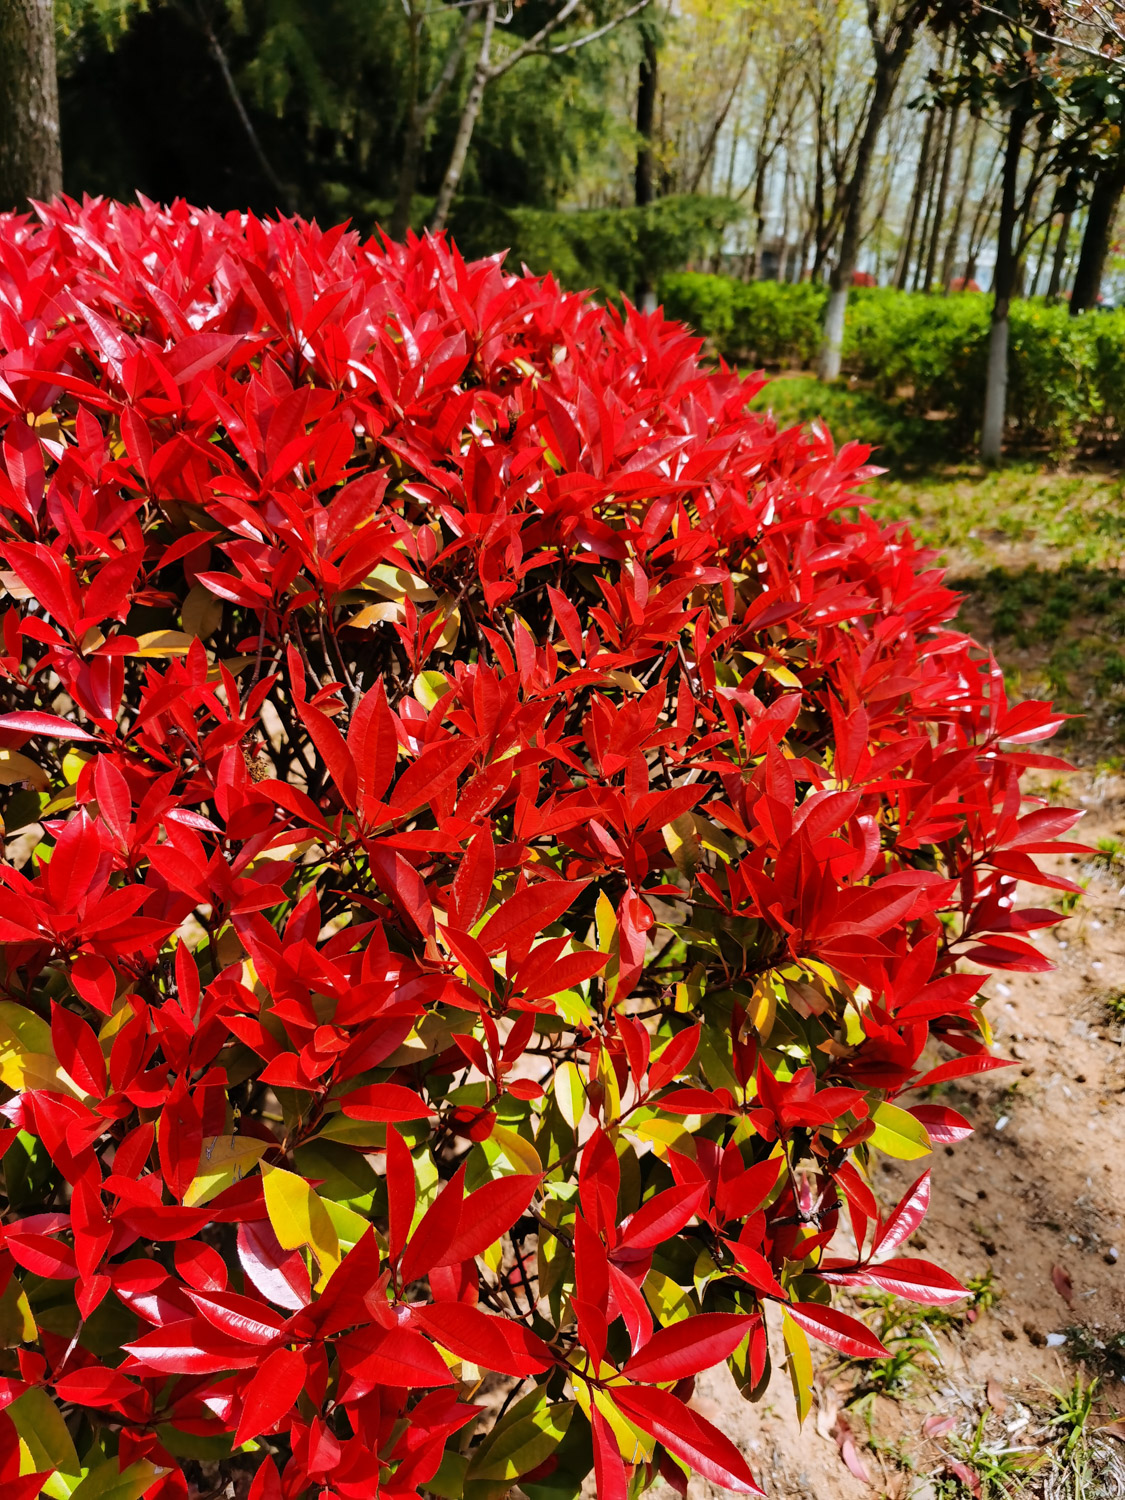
[660, 274, 1125, 454]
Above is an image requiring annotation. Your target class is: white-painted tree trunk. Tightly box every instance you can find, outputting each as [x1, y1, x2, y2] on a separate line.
[817, 287, 848, 382]
[980, 312, 1008, 465]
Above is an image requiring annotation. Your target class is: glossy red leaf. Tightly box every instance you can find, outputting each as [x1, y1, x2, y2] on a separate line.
[234, 1346, 307, 1447]
[610, 1383, 764, 1495]
[434, 1172, 542, 1266]
[619, 1312, 757, 1381]
[340, 1084, 435, 1122]
[786, 1302, 889, 1359]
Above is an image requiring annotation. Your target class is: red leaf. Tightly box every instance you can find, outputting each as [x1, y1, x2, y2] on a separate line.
[1052, 1263, 1074, 1306]
[477, 880, 587, 956]
[237, 1220, 311, 1311]
[786, 1303, 888, 1359]
[910, 1055, 1016, 1089]
[617, 1183, 705, 1254]
[907, 1104, 973, 1143]
[390, 738, 475, 813]
[0, 711, 95, 740]
[341, 1083, 434, 1122]
[52, 1365, 140, 1408]
[874, 1171, 930, 1256]
[858, 1258, 968, 1305]
[400, 1166, 465, 1283]
[234, 1346, 306, 1447]
[610, 1384, 763, 1495]
[6, 1233, 78, 1279]
[655, 1087, 736, 1115]
[591, 1400, 629, 1500]
[619, 1312, 757, 1381]
[648, 1024, 701, 1091]
[435, 1172, 542, 1266]
[412, 1302, 554, 1377]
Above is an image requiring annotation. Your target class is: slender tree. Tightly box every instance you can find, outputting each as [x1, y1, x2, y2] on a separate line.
[1046, 205, 1072, 296]
[430, 0, 653, 231]
[0, 0, 62, 207]
[390, 0, 486, 240]
[635, 23, 658, 308]
[924, 99, 958, 286]
[941, 109, 979, 287]
[895, 108, 934, 288]
[817, 0, 933, 382]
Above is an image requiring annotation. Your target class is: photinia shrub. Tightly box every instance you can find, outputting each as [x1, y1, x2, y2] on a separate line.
[0, 200, 1082, 1500]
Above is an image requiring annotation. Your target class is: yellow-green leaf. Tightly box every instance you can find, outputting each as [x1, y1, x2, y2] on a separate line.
[183, 1135, 268, 1208]
[413, 670, 452, 711]
[486, 1124, 542, 1177]
[262, 1162, 340, 1288]
[643, 1269, 694, 1326]
[0, 1002, 64, 1092]
[181, 583, 223, 641]
[0, 749, 48, 790]
[869, 1101, 932, 1160]
[782, 1309, 814, 1426]
[554, 1060, 587, 1131]
[127, 630, 195, 658]
[0, 1272, 36, 1346]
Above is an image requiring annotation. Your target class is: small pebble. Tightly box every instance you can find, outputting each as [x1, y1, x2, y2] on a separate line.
[995, 1115, 1009, 1131]
[1107, 1246, 1120, 1264]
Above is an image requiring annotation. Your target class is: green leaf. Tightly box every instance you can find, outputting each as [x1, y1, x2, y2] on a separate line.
[467, 1389, 574, 1482]
[70, 1460, 165, 1500]
[293, 1138, 377, 1207]
[424, 1449, 469, 1500]
[0, 1270, 36, 1346]
[869, 1101, 932, 1160]
[9, 1385, 81, 1478]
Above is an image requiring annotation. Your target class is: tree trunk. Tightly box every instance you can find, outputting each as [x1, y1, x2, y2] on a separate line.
[981, 106, 1028, 465]
[1029, 187, 1059, 297]
[895, 109, 934, 290]
[635, 32, 657, 209]
[0, 0, 62, 208]
[942, 111, 979, 291]
[1046, 208, 1071, 300]
[912, 116, 941, 290]
[924, 103, 958, 290]
[1012, 143, 1044, 297]
[431, 0, 497, 233]
[634, 29, 658, 309]
[817, 20, 919, 382]
[390, 10, 423, 242]
[391, 110, 424, 242]
[1069, 150, 1125, 314]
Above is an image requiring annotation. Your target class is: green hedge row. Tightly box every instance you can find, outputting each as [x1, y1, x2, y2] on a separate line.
[659, 274, 1125, 454]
